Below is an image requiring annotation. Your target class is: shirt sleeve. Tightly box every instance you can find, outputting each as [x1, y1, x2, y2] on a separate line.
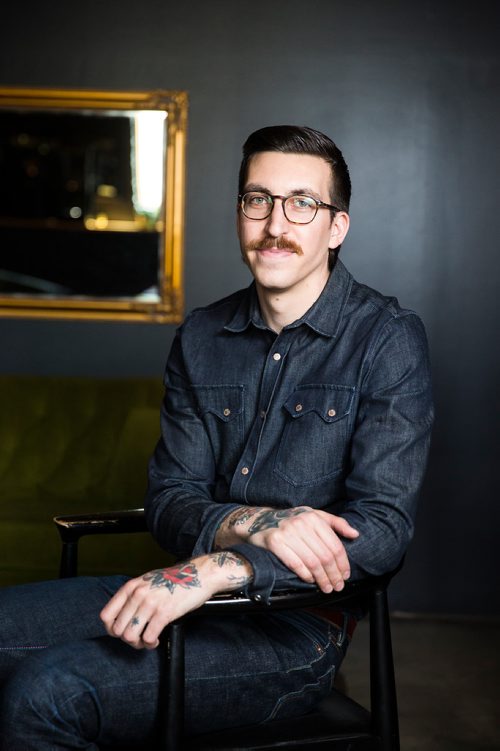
[335, 311, 434, 579]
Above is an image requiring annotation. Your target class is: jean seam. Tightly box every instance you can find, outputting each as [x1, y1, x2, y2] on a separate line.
[264, 663, 336, 722]
[188, 651, 325, 684]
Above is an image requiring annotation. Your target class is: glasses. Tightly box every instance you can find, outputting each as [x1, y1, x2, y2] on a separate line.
[238, 191, 340, 225]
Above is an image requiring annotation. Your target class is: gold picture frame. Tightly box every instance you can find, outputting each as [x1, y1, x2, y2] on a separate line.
[0, 87, 187, 322]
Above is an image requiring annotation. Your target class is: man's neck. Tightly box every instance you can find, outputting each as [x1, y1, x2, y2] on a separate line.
[255, 270, 330, 334]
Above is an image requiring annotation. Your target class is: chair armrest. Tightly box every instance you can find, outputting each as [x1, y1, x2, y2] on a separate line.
[53, 508, 148, 578]
[53, 508, 147, 542]
[191, 572, 391, 615]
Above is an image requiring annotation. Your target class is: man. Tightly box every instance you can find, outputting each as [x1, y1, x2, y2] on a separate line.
[0, 126, 433, 749]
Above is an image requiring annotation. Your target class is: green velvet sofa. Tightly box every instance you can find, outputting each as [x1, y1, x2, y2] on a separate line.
[0, 375, 170, 587]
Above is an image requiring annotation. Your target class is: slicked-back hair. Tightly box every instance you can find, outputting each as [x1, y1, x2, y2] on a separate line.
[238, 125, 351, 213]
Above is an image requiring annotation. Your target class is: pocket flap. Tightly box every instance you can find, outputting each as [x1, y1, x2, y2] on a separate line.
[283, 385, 355, 423]
[193, 385, 244, 422]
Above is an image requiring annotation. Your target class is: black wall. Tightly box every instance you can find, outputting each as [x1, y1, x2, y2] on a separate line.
[1, 0, 498, 615]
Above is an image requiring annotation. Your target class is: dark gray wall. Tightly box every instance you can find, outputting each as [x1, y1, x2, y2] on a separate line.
[1, 0, 498, 614]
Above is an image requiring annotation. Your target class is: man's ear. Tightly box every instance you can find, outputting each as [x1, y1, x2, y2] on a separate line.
[236, 205, 242, 239]
[329, 211, 350, 249]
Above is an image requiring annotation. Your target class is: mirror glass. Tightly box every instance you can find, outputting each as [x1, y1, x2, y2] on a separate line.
[0, 89, 187, 322]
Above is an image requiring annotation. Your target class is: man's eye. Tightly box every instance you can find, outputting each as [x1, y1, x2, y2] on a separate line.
[291, 196, 315, 210]
[248, 194, 268, 206]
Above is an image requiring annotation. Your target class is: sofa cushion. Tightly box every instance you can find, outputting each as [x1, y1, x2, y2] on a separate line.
[0, 376, 170, 585]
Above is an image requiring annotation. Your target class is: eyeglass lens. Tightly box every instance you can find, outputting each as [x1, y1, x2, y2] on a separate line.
[241, 193, 318, 223]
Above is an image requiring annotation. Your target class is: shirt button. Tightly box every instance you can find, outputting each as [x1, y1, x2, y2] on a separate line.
[328, 408, 336, 417]
[241, 466, 249, 475]
[260, 410, 266, 419]
[295, 403, 303, 412]
[223, 408, 231, 416]
[272, 353, 281, 361]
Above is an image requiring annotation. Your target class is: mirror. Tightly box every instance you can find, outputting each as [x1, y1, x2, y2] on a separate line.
[0, 88, 187, 322]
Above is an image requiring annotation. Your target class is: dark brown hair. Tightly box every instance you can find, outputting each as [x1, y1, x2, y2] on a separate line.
[238, 125, 351, 213]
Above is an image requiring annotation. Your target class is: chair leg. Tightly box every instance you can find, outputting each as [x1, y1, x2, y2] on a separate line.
[59, 540, 79, 578]
[369, 588, 400, 751]
[159, 621, 185, 751]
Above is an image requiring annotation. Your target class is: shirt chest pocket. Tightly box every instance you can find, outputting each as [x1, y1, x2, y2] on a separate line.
[193, 385, 244, 476]
[274, 385, 355, 487]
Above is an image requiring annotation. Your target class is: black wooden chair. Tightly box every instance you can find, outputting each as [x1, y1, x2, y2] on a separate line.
[54, 509, 401, 751]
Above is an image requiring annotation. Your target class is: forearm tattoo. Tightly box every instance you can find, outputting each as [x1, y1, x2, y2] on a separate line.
[208, 550, 245, 568]
[226, 508, 261, 528]
[143, 562, 201, 593]
[248, 508, 307, 535]
[142, 552, 252, 594]
[208, 550, 252, 588]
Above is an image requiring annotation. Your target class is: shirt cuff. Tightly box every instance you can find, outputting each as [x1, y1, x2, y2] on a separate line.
[226, 543, 276, 602]
[226, 543, 317, 604]
[191, 502, 242, 558]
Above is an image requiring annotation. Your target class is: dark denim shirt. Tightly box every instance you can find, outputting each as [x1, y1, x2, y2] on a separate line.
[145, 260, 434, 602]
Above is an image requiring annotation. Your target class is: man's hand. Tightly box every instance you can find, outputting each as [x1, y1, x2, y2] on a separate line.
[215, 506, 359, 593]
[100, 551, 252, 650]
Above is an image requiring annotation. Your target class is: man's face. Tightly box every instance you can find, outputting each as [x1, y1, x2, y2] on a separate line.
[237, 151, 348, 297]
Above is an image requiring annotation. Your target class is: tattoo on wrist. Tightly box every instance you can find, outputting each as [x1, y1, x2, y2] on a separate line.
[248, 508, 307, 535]
[226, 574, 252, 587]
[208, 550, 245, 568]
[208, 551, 252, 588]
[143, 562, 201, 593]
[227, 508, 260, 529]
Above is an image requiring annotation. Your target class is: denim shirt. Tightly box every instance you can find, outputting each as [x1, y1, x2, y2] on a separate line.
[145, 260, 434, 602]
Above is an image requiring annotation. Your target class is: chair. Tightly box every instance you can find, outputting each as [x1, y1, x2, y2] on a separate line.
[54, 509, 401, 751]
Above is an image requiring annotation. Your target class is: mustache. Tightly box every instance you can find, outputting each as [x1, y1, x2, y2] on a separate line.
[245, 235, 304, 255]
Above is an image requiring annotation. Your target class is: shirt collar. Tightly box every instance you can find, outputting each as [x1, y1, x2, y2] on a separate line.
[224, 259, 353, 339]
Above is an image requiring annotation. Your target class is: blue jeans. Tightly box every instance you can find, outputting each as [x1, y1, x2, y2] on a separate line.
[0, 576, 351, 750]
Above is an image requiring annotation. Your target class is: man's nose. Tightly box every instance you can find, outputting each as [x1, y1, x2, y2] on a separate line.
[265, 199, 289, 237]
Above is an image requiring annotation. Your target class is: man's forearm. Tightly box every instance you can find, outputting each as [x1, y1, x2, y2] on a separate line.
[214, 505, 359, 594]
[214, 505, 308, 548]
[143, 550, 253, 595]
[100, 550, 253, 650]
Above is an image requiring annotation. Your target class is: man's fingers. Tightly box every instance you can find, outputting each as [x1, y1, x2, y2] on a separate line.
[322, 513, 359, 539]
[100, 587, 130, 633]
[267, 543, 316, 586]
[105, 591, 166, 649]
[250, 511, 355, 592]
[280, 510, 352, 586]
[264, 532, 342, 593]
[140, 613, 169, 649]
[110, 596, 146, 639]
[100, 580, 159, 646]
[313, 523, 351, 581]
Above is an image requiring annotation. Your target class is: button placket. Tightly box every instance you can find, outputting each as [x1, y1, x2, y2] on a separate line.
[229, 334, 291, 502]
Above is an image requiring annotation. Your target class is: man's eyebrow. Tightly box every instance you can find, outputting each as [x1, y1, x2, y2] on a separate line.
[243, 184, 324, 201]
[243, 183, 272, 195]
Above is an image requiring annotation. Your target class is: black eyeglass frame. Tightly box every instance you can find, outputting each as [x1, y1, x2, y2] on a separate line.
[238, 192, 341, 225]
